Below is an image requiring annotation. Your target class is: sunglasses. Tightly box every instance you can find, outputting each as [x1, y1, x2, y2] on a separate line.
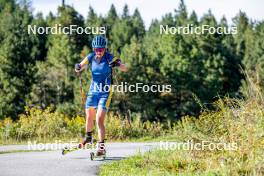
[94, 48, 105, 52]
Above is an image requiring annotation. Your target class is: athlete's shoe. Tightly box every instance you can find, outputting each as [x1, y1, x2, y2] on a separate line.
[78, 136, 93, 149]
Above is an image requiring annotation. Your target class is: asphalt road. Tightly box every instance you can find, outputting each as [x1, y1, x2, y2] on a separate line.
[0, 142, 159, 176]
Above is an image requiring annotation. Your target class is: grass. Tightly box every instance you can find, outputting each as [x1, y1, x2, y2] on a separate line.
[0, 133, 173, 146]
[99, 75, 264, 176]
[100, 150, 211, 176]
[0, 107, 171, 145]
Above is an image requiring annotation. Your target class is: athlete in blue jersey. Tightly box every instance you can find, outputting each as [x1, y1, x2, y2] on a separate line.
[75, 36, 128, 156]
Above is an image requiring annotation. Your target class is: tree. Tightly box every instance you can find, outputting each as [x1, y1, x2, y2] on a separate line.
[174, 0, 188, 25]
[242, 22, 264, 88]
[0, 1, 39, 119]
[131, 8, 145, 39]
[28, 5, 84, 113]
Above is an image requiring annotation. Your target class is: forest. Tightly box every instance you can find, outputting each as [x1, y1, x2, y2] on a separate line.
[0, 0, 263, 122]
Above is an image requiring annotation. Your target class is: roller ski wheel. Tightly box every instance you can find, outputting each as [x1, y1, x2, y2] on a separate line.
[90, 152, 95, 160]
[96, 151, 106, 160]
[90, 150, 106, 160]
[62, 147, 68, 155]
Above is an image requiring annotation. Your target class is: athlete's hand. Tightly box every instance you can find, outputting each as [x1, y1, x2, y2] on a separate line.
[109, 58, 121, 68]
[75, 63, 82, 72]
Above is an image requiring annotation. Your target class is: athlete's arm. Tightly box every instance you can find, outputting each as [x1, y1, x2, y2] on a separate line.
[109, 57, 128, 72]
[75, 57, 89, 72]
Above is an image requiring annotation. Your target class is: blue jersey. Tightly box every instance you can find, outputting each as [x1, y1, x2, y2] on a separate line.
[86, 51, 114, 94]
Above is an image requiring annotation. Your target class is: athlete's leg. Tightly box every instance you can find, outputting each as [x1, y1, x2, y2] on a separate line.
[79, 108, 96, 148]
[85, 93, 99, 134]
[95, 107, 107, 155]
[96, 108, 107, 142]
[85, 107, 96, 133]
[97, 89, 112, 142]
[95, 87, 112, 154]
[79, 93, 98, 147]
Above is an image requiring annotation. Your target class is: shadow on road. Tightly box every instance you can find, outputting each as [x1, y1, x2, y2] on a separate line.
[68, 156, 126, 161]
[104, 156, 126, 161]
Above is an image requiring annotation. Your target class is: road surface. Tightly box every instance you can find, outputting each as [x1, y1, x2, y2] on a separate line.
[0, 142, 159, 176]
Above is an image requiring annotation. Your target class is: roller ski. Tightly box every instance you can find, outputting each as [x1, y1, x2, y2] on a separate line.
[62, 132, 95, 155]
[90, 142, 106, 160]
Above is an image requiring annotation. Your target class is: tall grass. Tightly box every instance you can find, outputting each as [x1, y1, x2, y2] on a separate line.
[0, 107, 169, 144]
[100, 74, 264, 175]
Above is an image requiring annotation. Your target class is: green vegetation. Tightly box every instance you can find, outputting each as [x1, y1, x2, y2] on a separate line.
[0, 0, 263, 174]
[0, 0, 263, 121]
[0, 106, 170, 144]
[100, 77, 264, 175]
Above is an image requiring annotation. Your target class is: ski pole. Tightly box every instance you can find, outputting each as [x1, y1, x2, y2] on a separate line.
[77, 72, 86, 106]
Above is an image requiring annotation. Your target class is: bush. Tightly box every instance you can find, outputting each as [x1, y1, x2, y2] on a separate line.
[0, 107, 168, 144]
[105, 113, 166, 140]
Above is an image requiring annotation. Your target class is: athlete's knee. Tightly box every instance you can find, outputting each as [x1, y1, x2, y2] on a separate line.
[96, 117, 105, 129]
[96, 121, 104, 129]
[86, 108, 95, 120]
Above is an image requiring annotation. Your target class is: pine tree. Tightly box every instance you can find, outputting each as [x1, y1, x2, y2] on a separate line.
[132, 8, 145, 38]
[28, 5, 84, 111]
[0, 1, 39, 118]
